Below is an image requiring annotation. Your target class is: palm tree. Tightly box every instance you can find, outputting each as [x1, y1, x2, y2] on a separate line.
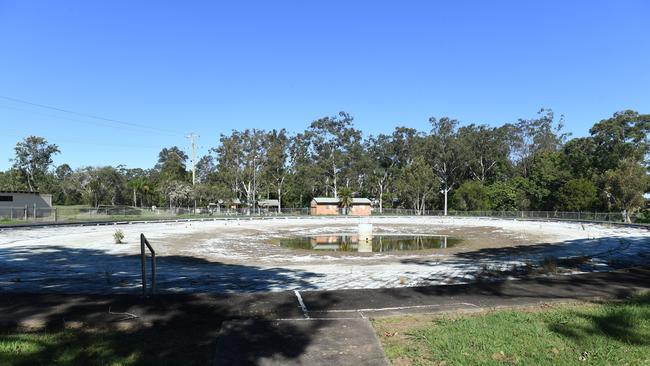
[127, 177, 148, 207]
[338, 187, 353, 215]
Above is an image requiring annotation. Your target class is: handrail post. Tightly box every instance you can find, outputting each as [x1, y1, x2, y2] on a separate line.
[151, 250, 156, 294]
[140, 233, 156, 296]
[140, 233, 147, 296]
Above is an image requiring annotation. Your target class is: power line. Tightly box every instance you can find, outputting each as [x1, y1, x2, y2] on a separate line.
[0, 95, 181, 136]
[0, 103, 176, 136]
[0, 130, 163, 150]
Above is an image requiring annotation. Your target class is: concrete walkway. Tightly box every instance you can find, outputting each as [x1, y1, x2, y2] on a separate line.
[2, 268, 650, 365]
[214, 318, 389, 366]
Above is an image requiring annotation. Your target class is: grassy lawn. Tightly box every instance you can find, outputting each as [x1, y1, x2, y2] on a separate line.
[373, 293, 650, 366]
[0, 219, 24, 225]
[0, 325, 215, 366]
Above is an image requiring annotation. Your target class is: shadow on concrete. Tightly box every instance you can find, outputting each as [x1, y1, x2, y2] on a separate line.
[0, 245, 325, 293]
[298, 267, 650, 315]
[452, 235, 649, 264]
[0, 291, 341, 365]
[396, 235, 650, 286]
[0, 245, 341, 365]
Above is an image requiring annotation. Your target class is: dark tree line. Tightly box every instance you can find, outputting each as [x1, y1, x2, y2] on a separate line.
[1, 109, 648, 221]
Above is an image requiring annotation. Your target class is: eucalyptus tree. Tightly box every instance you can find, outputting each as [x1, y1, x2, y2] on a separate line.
[79, 166, 124, 207]
[510, 109, 569, 177]
[264, 129, 290, 212]
[195, 155, 216, 184]
[589, 110, 650, 172]
[238, 129, 266, 211]
[395, 157, 438, 214]
[427, 117, 466, 215]
[458, 124, 510, 183]
[12, 135, 60, 191]
[562, 137, 597, 179]
[602, 160, 648, 222]
[305, 112, 361, 197]
[214, 131, 244, 201]
[366, 134, 393, 213]
[368, 127, 424, 211]
[287, 132, 318, 206]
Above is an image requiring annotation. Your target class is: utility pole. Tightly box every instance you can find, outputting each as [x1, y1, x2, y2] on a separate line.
[186, 133, 199, 185]
[186, 133, 199, 215]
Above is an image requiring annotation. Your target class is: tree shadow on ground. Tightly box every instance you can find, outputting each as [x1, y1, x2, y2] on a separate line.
[1, 291, 339, 365]
[396, 235, 650, 292]
[547, 292, 650, 347]
[0, 245, 325, 293]
[0, 245, 340, 365]
[451, 235, 650, 265]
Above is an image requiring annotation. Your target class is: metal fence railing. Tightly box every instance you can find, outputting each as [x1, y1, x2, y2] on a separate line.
[0, 206, 311, 225]
[371, 208, 629, 223]
[0, 206, 644, 226]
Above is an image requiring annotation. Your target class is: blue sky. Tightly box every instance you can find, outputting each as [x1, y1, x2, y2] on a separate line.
[1, 1, 648, 170]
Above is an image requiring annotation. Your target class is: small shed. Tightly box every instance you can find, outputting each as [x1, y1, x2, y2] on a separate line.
[310, 197, 340, 216]
[227, 198, 242, 210]
[258, 199, 280, 212]
[349, 198, 372, 216]
[0, 191, 53, 219]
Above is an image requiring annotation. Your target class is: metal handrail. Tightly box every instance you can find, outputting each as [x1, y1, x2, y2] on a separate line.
[140, 233, 156, 296]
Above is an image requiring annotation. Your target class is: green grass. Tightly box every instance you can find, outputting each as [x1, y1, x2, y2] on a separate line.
[373, 293, 650, 366]
[0, 326, 212, 366]
[0, 218, 24, 225]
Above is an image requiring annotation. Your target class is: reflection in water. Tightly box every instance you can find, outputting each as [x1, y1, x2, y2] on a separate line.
[278, 234, 460, 252]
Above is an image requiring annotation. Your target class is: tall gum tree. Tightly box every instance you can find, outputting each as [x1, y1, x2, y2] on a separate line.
[264, 129, 289, 213]
[306, 112, 360, 198]
[12, 136, 60, 191]
[427, 117, 465, 215]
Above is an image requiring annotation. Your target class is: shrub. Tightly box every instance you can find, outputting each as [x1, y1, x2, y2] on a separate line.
[486, 179, 530, 211]
[113, 229, 125, 244]
[452, 181, 490, 211]
[556, 178, 597, 211]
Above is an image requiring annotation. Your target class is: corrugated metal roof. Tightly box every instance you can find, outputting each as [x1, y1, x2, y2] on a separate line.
[312, 197, 340, 204]
[258, 199, 280, 206]
[311, 197, 372, 204]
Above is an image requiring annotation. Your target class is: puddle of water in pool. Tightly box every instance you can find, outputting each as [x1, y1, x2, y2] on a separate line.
[277, 234, 460, 253]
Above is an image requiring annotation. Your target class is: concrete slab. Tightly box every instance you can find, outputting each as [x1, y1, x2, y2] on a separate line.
[299, 268, 650, 315]
[213, 318, 389, 366]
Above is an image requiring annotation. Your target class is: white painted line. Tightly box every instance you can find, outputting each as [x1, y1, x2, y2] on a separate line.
[273, 317, 361, 321]
[309, 302, 479, 314]
[294, 290, 310, 319]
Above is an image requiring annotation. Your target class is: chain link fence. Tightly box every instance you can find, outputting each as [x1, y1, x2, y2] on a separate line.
[0, 205, 642, 225]
[371, 208, 629, 223]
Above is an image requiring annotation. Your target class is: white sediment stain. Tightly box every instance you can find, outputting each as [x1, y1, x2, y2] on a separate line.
[0, 217, 648, 293]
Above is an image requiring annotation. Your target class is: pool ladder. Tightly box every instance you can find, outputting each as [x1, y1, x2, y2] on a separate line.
[140, 233, 156, 296]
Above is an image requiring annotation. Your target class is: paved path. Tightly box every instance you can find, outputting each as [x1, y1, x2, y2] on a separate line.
[213, 319, 389, 366]
[2, 268, 650, 365]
